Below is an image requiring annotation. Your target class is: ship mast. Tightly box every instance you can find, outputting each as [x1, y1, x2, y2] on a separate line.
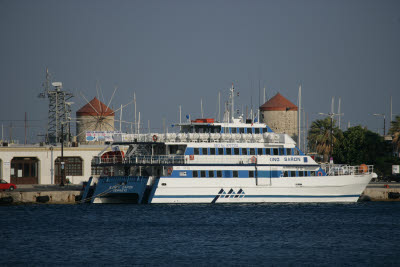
[230, 83, 234, 123]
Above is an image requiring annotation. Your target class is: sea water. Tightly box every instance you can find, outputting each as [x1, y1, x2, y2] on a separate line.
[1, 202, 399, 266]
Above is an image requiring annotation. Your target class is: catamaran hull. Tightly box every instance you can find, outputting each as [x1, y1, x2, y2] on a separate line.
[149, 174, 374, 203]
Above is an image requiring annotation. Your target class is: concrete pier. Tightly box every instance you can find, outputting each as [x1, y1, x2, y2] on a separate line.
[0, 185, 82, 204]
[362, 182, 400, 201]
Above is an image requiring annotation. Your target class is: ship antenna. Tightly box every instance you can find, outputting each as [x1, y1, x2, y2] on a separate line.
[230, 83, 234, 123]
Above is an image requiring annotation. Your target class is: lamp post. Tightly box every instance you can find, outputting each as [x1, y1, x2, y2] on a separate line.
[60, 123, 65, 186]
[373, 113, 386, 136]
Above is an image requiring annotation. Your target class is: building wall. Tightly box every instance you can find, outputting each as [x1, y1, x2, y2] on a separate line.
[0, 146, 107, 184]
[261, 110, 298, 139]
[76, 115, 114, 143]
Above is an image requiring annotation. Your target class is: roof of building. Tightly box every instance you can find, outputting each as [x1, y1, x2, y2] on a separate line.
[76, 97, 114, 116]
[259, 93, 298, 111]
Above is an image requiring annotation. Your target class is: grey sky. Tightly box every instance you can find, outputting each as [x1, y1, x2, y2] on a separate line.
[1, 0, 399, 143]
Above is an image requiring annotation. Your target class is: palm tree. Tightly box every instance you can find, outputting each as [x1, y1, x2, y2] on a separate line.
[308, 117, 342, 162]
[389, 115, 400, 155]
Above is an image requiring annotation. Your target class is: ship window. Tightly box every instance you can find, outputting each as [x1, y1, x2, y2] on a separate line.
[242, 148, 247, 155]
[200, 171, 206, 177]
[210, 148, 216, 155]
[290, 171, 296, 177]
[231, 128, 237, 134]
[208, 171, 214, 178]
[217, 170, 222, 177]
[202, 148, 208, 155]
[193, 171, 198, 178]
[194, 148, 199, 155]
[249, 170, 254, 177]
[286, 148, 292, 155]
[298, 171, 304, 177]
[294, 149, 300, 155]
[263, 128, 268, 133]
[249, 148, 255, 155]
[226, 148, 232, 155]
[273, 148, 279, 155]
[310, 171, 316, 176]
[279, 148, 285, 155]
[233, 170, 238, 178]
[234, 148, 240, 155]
[223, 127, 229, 133]
[283, 171, 289, 177]
[254, 128, 260, 134]
[247, 128, 252, 134]
[265, 148, 271, 155]
[257, 148, 263, 155]
[239, 128, 245, 134]
[218, 148, 224, 155]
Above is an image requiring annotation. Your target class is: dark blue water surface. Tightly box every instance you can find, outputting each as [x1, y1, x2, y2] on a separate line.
[1, 202, 400, 266]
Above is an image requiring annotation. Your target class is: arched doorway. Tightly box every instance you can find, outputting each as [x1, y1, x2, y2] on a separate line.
[10, 157, 39, 184]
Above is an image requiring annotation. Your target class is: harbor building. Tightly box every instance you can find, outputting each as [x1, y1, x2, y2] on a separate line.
[76, 97, 115, 143]
[259, 93, 298, 140]
[0, 145, 107, 185]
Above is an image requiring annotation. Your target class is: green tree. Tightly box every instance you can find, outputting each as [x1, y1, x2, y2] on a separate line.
[307, 117, 343, 162]
[334, 126, 390, 176]
[389, 115, 400, 154]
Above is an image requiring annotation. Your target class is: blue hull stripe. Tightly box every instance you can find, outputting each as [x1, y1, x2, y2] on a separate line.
[153, 194, 360, 199]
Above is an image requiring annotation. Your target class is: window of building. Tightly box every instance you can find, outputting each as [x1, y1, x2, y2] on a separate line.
[208, 171, 214, 178]
[194, 148, 200, 155]
[218, 148, 224, 155]
[210, 148, 216, 155]
[233, 170, 238, 178]
[202, 148, 208, 155]
[91, 166, 103, 175]
[200, 171, 206, 177]
[56, 157, 83, 176]
[234, 148, 240, 155]
[193, 171, 198, 178]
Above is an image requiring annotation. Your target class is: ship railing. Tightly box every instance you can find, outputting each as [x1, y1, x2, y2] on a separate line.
[92, 155, 186, 165]
[321, 164, 374, 176]
[111, 132, 285, 144]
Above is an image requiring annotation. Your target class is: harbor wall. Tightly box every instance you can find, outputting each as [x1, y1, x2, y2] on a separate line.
[0, 190, 81, 204]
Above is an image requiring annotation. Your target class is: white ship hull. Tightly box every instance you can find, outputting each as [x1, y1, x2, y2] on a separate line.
[150, 173, 374, 203]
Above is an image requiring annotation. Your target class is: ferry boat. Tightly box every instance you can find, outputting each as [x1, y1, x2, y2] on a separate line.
[84, 91, 376, 204]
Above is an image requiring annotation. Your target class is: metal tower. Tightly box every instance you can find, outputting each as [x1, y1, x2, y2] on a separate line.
[38, 68, 74, 144]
